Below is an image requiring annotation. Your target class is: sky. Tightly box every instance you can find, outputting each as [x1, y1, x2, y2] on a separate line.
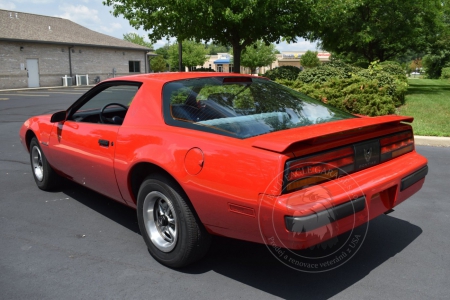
[0, 0, 319, 52]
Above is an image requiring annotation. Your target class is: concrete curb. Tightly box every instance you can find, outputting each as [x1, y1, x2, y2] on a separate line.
[414, 136, 450, 147]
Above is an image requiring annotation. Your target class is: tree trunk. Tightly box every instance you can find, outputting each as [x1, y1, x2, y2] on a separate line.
[232, 43, 242, 74]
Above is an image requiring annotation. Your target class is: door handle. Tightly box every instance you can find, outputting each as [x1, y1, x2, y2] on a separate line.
[98, 139, 109, 147]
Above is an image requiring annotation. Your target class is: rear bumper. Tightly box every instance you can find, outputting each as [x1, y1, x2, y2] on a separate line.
[401, 165, 428, 191]
[258, 151, 428, 250]
[284, 165, 428, 233]
[284, 195, 367, 233]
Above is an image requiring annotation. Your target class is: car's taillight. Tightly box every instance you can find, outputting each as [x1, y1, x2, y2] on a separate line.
[283, 130, 414, 193]
[284, 146, 355, 192]
[380, 131, 414, 162]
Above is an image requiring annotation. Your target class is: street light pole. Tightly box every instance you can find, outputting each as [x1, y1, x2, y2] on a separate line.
[178, 39, 183, 72]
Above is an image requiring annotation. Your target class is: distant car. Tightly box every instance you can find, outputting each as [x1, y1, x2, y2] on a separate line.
[19, 73, 428, 268]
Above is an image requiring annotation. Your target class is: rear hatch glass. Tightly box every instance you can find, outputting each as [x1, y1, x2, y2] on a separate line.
[163, 77, 356, 138]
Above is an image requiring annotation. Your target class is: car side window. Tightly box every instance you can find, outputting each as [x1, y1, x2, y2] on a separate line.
[71, 85, 139, 125]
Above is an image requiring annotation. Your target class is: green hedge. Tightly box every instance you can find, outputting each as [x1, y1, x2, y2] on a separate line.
[277, 60, 407, 117]
[378, 61, 407, 80]
[441, 67, 450, 79]
[263, 66, 301, 81]
[356, 70, 407, 107]
[297, 60, 357, 83]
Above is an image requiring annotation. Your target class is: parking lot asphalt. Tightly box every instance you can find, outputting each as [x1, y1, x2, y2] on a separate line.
[0, 88, 449, 299]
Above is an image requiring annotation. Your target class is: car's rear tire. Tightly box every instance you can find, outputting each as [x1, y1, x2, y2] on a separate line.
[137, 174, 210, 268]
[29, 137, 59, 191]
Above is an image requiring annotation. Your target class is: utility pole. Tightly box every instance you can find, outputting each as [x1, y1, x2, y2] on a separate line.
[178, 38, 183, 72]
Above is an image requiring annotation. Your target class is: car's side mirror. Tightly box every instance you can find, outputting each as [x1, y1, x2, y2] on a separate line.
[50, 111, 67, 123]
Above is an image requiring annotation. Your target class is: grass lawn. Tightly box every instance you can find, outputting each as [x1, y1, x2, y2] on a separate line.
[397, 79, 450, 137]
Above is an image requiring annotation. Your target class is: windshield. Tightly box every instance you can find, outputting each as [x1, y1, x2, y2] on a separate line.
[163, 77, 355, 138]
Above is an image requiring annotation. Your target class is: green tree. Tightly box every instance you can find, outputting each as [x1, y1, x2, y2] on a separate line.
[123, 33, 153, 49]
[423, 53, 450, 78]
[155, 44, 170, 60]
[168, 40, 208, 70]
[103, 0, 313, 73]
[150, 55, 167, 72]
[423, 0, 450, 78]
[300, 50, 320, 69]
[206, 43, 230, 55]
[240, 40, 277, 74]
[309, 0, 442, 63]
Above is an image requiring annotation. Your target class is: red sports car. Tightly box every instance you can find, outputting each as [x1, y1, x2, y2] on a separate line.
[19, 73, 428, 268]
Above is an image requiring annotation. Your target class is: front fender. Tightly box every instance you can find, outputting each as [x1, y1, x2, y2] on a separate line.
[19, 115, 54, 152]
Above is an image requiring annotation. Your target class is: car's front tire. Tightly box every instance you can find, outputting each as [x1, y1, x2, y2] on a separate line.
[29, 137, 59, 191]
[137, 174, 210, 268]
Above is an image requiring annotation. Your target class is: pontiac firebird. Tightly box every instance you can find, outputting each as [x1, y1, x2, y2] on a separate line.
[19, 73, 428, 268]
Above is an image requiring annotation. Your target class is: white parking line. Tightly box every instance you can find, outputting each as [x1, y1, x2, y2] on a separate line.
[48, 89, 89, 91]
[0, 94, 49, 97]
[0, 98, 9, 100]
[43, 92, 85, 95]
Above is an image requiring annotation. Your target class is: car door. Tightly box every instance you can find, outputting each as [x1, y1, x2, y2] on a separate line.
[48, 83, 140, 202]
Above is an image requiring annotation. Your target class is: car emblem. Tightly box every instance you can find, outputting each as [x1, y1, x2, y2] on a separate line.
[364, 147, 372, 162]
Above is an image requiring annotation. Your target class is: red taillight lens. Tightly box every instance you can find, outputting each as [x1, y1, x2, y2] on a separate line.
[283, 130, 414, 193]
[284, 146, 354, 192]
[380, 131, 414, 162]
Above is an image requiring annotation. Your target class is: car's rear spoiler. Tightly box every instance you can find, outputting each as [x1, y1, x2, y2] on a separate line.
[251, 115, 414, 153]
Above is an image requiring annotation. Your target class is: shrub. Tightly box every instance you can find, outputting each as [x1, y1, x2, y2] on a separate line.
[290, 76, 396, 116]
[296, 60, 357, 84]
[356, 68, 407, 107]
[441, 67, 450, 79]
[264, 66, 301, 81]
[277, 60, 407, 116]
[274, 79, 299, 88]
[378, 61, 407, 81]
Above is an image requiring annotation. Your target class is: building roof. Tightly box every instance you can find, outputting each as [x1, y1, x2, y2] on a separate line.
[0, 9, 151, 51]
[213, 58, 231, 64]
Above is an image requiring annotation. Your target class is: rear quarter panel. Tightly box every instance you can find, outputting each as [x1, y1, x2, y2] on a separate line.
[115, 81, 285, 235]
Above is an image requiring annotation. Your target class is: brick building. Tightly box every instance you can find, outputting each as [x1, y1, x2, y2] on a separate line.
[0, 9, 152, 89]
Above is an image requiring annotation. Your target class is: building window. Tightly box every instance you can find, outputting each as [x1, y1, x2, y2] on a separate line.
[229, 64, 233, 73]
[217, 64, 223, 72]
[129, 61, 141, 73]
